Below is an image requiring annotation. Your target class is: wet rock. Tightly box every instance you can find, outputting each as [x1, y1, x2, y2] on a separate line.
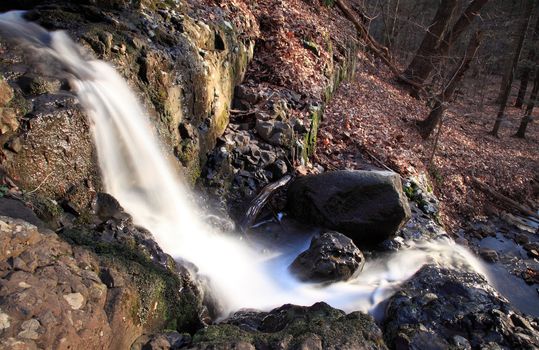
[384, 265, 539, 349]
[288, 170, 411, 245]
[190, 302, 387, 350]
[522, 268, 539, 285]
[479, 248, 499, 262]
[524, 242, 539, 258]
[402, 179, 439, 216]
[289, 232, 365, 283]
[270, 159, 288, 178]
[93, 192, 125, 221]
[132, 331, 191, 350]
[515, 233, 529, 245]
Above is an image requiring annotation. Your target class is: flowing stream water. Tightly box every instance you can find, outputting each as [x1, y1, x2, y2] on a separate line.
[0, 12, 492, 319]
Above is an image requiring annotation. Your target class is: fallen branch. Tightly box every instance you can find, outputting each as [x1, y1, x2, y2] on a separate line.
[239, 175, 293, 232]
[472, 178, 539, 220]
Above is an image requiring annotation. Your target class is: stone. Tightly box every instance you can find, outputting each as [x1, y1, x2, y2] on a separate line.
[132, 331, 190, 350]
[0, 311, 10, 330]
[93, 192, 125, 221]
[383, 265, 539, 349]
[515, 233, 529, 245]
[0, 78, 14, 106]
[6, 137, 23, 153]
[191, 302, 387, 349]
[18, 319, 40, 340]
[256, 119, 294, 146]
[0, 198, 44, 228]
[63, 293, 84, 310]
[452, 335, 471, 350]
[17, 75, 61, 96]
[287, 170, 411, 245]
[289, 232, 365, 283]
[271, 159, 288, 178]
[479, 248, 499, 262]
[235, 85, 258, 104]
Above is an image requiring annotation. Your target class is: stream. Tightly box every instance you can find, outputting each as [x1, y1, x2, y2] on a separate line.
[1, 11, 534, 321]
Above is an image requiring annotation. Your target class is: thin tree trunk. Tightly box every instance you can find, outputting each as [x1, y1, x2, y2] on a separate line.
[515, 14, 539, 108]
[403, 0, 490, 97]
[491, 0, 534, 137]
[419, 31, 483, 138]
[402, 0, 458, 92]
[436, 0, 491, 58]
[515, 67, 539, 138]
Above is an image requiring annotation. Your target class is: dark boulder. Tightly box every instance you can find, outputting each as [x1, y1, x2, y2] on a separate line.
[0, 197, 44, 228]
[287, 170, 411, 245]
[383, 265, 539, 349]
[289, 231, 365, 283]
[189, 302, 388, 350]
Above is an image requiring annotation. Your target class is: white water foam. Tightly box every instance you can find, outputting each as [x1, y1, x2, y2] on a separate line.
[0, 12, 490, 318]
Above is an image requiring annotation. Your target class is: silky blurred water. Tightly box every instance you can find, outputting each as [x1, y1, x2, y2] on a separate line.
[0, 11, 492, 318]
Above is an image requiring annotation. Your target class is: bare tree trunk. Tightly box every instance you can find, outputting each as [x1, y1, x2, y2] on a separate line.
[436, 0, 490, 57]
[403, 0, 490, 97]
[402, 0, 458, 94]
[515, 67, 539, 138]
[515, 14, 539, 108]
[419, 31, 483, 138]
[491, 0, 534, 137]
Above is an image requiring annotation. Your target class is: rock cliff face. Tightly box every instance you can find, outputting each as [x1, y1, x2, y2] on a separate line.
[0, 0, 258, 217]
[0, 214, 203, 349]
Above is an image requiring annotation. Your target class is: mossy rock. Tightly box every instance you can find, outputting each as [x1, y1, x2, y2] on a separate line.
[61, 227, 203, 335]
[302, 105, 322, 162]
[191, 303, 387, 350]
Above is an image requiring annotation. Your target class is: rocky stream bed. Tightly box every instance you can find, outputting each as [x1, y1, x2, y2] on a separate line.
[0, 1, 538, 350]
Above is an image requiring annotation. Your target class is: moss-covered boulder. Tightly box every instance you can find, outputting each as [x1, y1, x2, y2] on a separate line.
[0, 198, 204, 349]
[189, 302, 387, 350]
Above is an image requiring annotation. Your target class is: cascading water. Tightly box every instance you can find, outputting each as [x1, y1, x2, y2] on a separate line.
[0, 12, 491, 318]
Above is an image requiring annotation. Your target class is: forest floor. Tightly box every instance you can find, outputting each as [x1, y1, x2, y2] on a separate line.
[316, 57, 539, 232]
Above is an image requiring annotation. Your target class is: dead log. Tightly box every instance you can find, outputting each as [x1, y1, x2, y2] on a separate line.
[239, 175, 293, 232]
[472, 178, 539, 220]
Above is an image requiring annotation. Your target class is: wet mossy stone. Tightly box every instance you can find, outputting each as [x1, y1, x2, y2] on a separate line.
[383, 265, 539, 349]
[190, 302, 387, 349]
[289, 231, 365, 283]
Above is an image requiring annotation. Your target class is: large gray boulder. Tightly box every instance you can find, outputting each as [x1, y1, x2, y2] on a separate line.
[287, 170, 411, 245]
[289, 232, 365, 283]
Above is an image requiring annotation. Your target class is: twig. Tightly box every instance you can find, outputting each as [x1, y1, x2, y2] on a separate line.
[26, 171, 54, 195]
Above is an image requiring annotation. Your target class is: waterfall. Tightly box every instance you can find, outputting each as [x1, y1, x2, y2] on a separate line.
[0, 12, 490, 318]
